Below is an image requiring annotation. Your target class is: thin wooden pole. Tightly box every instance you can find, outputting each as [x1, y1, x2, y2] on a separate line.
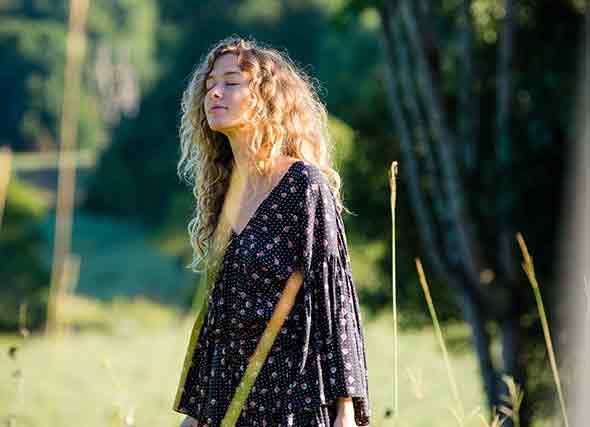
[45, 0, 90, 336]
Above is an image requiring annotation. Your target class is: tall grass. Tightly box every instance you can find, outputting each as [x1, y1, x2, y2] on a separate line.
[411, 256, 527, 427]
[384, 153, 566, 427]
[101, 355, 136, 426]
[415, 258, 465, 423]
[2, 292, 491, 427]
[389, 161, 400, 422]
[388, 158, 497, 427]
[3, 159, 569, 427]
[221, 271, 305, 426]
[516, 232, 569, 427]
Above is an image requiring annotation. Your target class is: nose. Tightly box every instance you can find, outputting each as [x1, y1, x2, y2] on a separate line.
[208, 83, 223, 100]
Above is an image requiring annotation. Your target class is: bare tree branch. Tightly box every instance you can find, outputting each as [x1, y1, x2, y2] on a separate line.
[378, 2, 454, 287]
[495, 0, 517, 282]
[389, 13, 448, 232]
[458, 0, 478, 173]
[416, 0, 443, 85]
[383, 3, 505, 412]
[399, 0, 483, 287]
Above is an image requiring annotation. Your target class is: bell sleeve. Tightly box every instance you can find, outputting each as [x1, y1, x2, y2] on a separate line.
[296, 164, 371, 426]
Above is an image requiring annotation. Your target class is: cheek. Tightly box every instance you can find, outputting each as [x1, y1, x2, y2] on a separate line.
[235, 91, 256, 114]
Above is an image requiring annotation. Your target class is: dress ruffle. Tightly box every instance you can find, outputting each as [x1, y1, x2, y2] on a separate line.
[294, 164, 371, 426]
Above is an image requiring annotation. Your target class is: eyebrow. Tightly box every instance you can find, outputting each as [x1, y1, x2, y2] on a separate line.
[206, 70, 242, 81]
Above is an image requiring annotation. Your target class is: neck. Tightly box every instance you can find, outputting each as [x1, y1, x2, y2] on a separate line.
[225, 126, 261, 185]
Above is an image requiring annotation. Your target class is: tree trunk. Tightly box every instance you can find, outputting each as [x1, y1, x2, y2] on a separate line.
[497, 310, 529, 427]
[378, 1, 532, 425]
[461, 290, 498, 412]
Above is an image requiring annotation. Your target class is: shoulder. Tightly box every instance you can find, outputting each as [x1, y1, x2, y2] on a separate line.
[292, 161, 337, 212]
[295, 160, 329, 191]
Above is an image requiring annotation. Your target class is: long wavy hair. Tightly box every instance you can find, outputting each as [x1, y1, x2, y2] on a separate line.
[177, 35, 350, 273]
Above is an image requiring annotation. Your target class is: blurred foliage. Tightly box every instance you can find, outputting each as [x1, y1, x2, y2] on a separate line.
[82, 0, 585, 321]
[0, 0, 160, 151]
[0, 178, 50, 332]
[2, 0, 585, 328]
[38, 212, 196, 308]
[53, 293, 180, 334]
[82, 1, 395, 313]
[0, 2, 584, 426]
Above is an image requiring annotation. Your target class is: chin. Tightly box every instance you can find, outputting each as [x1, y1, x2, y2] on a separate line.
[207, 120, 225, 131]
[209, 120, 237, 133]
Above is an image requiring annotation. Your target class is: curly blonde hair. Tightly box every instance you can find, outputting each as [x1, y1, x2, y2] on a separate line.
[177, 35, 349, 273]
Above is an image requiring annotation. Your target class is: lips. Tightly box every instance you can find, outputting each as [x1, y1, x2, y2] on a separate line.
[210, 106, 226, 111]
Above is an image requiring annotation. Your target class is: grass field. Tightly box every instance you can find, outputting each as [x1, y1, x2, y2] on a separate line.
[0, 294, 495, 427]
[0, 172, 557, 426]
[1, 209, 561, 426]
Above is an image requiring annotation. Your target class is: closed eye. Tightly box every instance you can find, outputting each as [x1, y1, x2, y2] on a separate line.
[206, 82, 239, 91]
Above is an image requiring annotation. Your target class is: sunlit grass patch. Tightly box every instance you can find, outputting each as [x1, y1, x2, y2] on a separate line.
[0, 296, 488, 427]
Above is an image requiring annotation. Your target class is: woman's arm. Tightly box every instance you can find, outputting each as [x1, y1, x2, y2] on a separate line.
[337, 396, 354, 415]
[180, 416, 199, 427]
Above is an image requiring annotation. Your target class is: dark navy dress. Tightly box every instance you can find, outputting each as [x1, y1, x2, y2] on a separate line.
[173, 160, 371, 426]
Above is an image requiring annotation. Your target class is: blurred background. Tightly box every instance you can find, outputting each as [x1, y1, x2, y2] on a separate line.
[1, 0, 588, 426]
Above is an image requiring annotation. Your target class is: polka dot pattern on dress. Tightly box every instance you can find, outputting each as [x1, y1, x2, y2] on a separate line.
[172, 160, 371, 426]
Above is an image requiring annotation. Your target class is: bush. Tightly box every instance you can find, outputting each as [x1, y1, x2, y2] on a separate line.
[0, 178, 50, 332]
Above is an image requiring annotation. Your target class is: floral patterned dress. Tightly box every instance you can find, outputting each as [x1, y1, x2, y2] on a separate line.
[172, 160, 371, 426]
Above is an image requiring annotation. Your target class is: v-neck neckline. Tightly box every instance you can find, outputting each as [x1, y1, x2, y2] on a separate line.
[225, 159, 303, 240]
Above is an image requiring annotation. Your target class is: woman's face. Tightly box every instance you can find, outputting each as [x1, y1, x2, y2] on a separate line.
[204, 53, 254, 133]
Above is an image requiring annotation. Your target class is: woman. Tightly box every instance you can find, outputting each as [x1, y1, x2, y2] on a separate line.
[172, 36, 371, 427]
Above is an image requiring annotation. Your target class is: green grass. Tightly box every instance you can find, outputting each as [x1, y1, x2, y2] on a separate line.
[1, 186, 537, 426]
[0, 296, 491, 427]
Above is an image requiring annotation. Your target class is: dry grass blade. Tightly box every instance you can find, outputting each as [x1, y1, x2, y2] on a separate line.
[516, 232, 570, 427]
[447, 403, 465, 427]
[498, 375, 524, 427]
[415, 258, 465, 423]
[172, 232, 228, 414]
[404, 366, 424, 399]
[389, 160, 400, 419]
[101, 355, 137, 426]
[478, 408, 507, 427]
[583, 276, 590, 340]
[465, 405, 483, 424]
[221, 272, 304, 426]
